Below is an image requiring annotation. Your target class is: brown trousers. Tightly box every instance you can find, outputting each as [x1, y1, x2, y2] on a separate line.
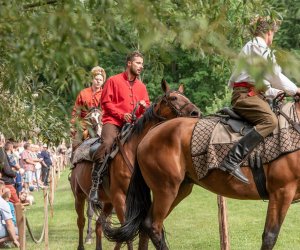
[232, 88, 277, 138]
[93, 123, 120, 162]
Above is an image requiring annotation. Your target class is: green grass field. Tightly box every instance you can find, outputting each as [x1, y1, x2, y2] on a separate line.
[17, 170, 300, 250]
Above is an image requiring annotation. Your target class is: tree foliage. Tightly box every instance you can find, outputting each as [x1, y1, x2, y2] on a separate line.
[0, 0, 299, 143]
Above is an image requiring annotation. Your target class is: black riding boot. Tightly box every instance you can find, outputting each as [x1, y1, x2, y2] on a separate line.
[89, 161, 103, 203]
[220, 128, 264, 184]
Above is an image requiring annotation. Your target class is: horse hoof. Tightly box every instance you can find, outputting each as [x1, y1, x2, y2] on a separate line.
[85, 238, 92, 244]
[77, 246, 85, 250]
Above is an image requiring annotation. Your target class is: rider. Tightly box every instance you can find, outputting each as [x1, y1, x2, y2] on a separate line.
[221, 15, 300, 184]
[89, 51, 150, 202]
[71, 66, 106, 149]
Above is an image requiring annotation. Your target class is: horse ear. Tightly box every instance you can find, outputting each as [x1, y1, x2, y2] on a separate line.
[161, 79, 170, 93]
[178, 84, 184, 93]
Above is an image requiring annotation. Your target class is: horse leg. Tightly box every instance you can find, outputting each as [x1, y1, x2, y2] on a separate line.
[138, 230, 150, 250]
[75, 195, 86, 250]
[95, 202, 113, 250]
[261, 184, 296, 250]
[168, 181, 194, 216]
[112, 195, 133, 250]
[137, 182, 193, 250]
[85, 201, 94, 244]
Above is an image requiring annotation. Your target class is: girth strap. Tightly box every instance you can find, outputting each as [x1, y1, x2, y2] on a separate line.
[248, 153, 269, 200]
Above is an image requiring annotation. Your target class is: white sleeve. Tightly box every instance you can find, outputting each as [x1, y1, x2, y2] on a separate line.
[266, 70, 298, 96]
[252, 43, 298, 96]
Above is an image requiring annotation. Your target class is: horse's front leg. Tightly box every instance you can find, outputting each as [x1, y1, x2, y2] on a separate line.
[261, 184, 296, 250]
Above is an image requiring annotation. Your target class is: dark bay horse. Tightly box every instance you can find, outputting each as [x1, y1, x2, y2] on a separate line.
[70, 80, 201, 250]
[103, 100, 300, 250]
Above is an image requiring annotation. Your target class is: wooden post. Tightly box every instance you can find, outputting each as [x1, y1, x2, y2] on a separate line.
[49, 167, 55, 218]
[217, 195, 230, 250]
[15, 203, 26, 250]
[43, 188, 49, 250]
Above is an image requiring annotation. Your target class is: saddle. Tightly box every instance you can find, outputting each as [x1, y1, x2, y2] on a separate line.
[191, 101, 300, 200]
[89, 122, 134, 163]
[217, 107, 253, 136]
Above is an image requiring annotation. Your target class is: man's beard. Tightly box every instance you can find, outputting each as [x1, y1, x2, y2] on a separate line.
[130, 66, 140, 77]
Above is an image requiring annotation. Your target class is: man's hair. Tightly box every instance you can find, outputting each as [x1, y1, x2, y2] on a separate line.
[24, 142, 31, 150]
[91, 66, 106, 82]
[2, 188, 10, 200]
[249, 15, 282, 36]
[4, 141, 13, 151]
[126, 51, 143, 63]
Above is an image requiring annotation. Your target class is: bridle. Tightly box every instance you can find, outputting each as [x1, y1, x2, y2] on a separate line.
[85, 108, 102, 129]
[153, 90, 193, 120]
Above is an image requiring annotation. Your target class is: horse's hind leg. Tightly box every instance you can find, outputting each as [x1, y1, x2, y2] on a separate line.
[261, 185, 296, 250]
[95, 202, 113, 250]
[85, 201, 94, 244]
[75, 194, 86, 250]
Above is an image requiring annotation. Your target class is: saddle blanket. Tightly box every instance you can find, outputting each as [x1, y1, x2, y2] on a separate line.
[71, 138, 99, 165]
[191, 102, 300, 180]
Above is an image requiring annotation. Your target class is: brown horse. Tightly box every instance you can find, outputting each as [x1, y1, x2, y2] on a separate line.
[70, 80, 201, 250]
[103, 99, 300, 250]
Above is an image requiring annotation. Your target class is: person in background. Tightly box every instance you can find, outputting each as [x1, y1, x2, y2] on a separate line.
[2, 142, 19, 204]
[221, 15, 300, 184]
[20, 143, 35, 191]
[2, 188, 16, 226]
[40, 144, 52, 186]
[0, 180, 19, 248]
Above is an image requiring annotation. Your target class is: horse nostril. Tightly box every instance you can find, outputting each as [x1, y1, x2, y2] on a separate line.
[190, 110, 200, 118]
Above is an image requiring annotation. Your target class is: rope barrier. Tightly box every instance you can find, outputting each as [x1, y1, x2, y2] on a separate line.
[25, 188, 48, 244]
[19, 154, 68, 249]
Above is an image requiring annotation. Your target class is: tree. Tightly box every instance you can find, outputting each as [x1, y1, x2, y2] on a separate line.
[0, 0, 299, 142]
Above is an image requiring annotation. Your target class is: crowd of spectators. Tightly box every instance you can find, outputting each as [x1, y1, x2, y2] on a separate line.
[0, 137, 58, 248]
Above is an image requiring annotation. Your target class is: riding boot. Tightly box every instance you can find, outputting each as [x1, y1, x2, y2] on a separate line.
[89, 160, 103, 203]
[220, 128, 264, 184]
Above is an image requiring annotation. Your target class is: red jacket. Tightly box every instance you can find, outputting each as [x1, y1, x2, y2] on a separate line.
[101, 72, 150, 127]
[71, 87, 102, 122]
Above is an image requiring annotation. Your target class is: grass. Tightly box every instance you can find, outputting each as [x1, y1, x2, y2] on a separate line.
[11, 170, 300, 250]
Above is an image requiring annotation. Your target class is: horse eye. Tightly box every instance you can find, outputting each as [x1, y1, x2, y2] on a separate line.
[169, 96, 177, 101]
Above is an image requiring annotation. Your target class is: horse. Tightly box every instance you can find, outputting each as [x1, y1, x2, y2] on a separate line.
[103, 97, 300, 250]
[70, 79, 201, 250]
[71, 107, 103, 244]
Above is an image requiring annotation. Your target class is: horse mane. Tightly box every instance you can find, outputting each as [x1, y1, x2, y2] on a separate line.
[128, 105, 157, 139]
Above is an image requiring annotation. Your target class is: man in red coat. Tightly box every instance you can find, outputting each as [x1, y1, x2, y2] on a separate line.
[89, 51, 150, 202]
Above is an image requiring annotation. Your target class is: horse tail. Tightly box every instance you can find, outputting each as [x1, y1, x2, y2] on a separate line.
[103, 158, 151, 243]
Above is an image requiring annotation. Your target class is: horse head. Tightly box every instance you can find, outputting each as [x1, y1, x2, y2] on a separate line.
[153, 79, 201, 120]
[85, 108, 102, 137]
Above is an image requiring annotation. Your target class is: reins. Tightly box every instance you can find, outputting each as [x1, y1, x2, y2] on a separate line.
[273, 94, 300, 134]
[119, 91, 194, 173]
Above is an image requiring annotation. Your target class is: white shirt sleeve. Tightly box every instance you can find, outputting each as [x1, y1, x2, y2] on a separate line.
[229, 37, 298, 96]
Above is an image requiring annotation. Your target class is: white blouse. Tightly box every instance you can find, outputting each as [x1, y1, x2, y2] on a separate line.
[228, 36, 298, 98]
